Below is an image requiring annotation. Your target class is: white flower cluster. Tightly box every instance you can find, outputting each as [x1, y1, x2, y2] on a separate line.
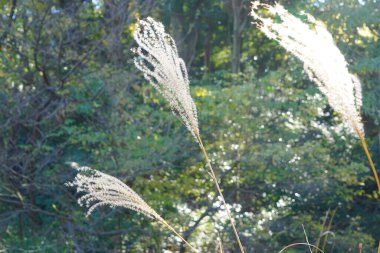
[133, 17, 199, 138]
[66, 163, 162, 220]
[251, 2, 364, 136]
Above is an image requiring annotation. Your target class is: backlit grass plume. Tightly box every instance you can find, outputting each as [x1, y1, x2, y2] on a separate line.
[133, 17, 245, 252]
[66, 163, 199, 253]
[250, 1, 380, 193]
[132, 17, 199, 139]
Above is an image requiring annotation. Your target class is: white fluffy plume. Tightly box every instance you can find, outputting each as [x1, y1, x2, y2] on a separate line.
[66, 163, 162, 220]
[133, 17, 245, 252]
[251, 2, 364, 136]
[133, 17, 199, 138]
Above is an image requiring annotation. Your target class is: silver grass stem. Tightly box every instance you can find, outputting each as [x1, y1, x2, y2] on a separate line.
[196, 134, 245, 253]
[159, 219, 199, 253]
[355, 128, 380, 193]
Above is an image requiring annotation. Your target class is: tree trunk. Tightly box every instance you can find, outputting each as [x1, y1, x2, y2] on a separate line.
[204, 28, 212, 72]
[232, 22, 242, 73]
[104, 0, 125, 66]
[170, 0, 202, 71]
[228, 0, 247, 74]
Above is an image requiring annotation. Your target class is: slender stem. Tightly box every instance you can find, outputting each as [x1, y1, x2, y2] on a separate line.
[356, 130, 380, 193]
[321, 207, 337, 251]
[314, 209, 329, 253]
[377, 241, 380, 253]
[218, 239, 224, 253]
[159, 219, 199, 253]
[279, 243, 323, 253]
[302, 224, 313, 253]
[196, 134, 245, 253]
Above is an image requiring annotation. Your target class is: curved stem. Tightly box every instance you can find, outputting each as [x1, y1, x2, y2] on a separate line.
[159, 219, 199, 253]
[196, 134, 245, 253]
[356, 130, 380, 193]
[278, 243, 324, 253]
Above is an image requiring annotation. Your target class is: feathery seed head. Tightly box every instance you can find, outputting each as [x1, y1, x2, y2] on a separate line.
[66, 163, 162, 221]
[132, 17, 199, 138]
[251, 2, 364, 136]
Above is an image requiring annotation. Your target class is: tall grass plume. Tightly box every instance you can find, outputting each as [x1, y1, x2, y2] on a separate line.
[132, 17, 245, 252]
[66, 163, 199, 252]
[250, 1, 380, 193]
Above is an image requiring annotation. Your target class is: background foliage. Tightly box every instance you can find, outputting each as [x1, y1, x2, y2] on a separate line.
[0, 0, 379, 252]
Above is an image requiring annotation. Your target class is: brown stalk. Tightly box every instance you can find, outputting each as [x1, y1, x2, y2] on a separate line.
[196, 134, 245, 253]
[355, 129, 380, 193]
